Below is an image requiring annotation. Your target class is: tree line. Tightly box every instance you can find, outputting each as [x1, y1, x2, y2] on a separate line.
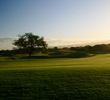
[0, 33, 110, 58]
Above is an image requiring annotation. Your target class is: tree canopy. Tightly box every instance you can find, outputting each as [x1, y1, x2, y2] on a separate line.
[13, 33, 47, 57]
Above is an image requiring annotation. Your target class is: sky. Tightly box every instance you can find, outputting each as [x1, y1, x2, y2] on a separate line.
[0, 0, 110, 49]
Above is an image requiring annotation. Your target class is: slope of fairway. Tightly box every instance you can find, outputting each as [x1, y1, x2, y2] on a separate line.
[0, 54, 110, 100]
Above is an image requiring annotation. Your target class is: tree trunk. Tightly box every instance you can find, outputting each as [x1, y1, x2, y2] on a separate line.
[28, 53, 32, 58]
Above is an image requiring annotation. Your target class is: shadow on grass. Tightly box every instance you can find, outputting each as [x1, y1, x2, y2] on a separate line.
[21, 52, 95, 59]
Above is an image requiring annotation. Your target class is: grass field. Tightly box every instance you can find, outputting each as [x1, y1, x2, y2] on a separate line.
[0, 54, 110, 100]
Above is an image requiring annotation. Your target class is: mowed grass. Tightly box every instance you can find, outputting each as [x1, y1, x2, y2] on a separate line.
[0, 54, 110, 100]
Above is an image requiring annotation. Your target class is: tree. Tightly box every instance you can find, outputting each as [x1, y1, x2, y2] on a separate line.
[13, 33, 47, 57]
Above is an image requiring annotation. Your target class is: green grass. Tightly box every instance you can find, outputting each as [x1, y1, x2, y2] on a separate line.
[0, 54, 110, 100]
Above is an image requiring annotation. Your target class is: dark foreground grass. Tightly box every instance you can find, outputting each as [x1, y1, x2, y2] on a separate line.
[0, 54, 110, 100]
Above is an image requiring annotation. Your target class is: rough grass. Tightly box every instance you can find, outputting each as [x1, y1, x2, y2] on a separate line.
[0, 54, 110, 100]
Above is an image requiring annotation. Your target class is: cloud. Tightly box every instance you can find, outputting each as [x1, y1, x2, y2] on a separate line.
[0, 38, 15, 50]
[45, 39, 110, 47]
[0, 38, 15, 42]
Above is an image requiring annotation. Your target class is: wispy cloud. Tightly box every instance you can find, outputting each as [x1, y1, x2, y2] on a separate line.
[0, 38, 15, 42]
[46, 39, 110, 47]
[0, 38, 15, 50]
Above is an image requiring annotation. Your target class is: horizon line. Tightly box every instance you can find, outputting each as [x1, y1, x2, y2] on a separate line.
[0, 37, 110, 50]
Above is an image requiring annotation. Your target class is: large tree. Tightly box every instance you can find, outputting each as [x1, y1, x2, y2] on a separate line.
[13, 33, 47, 57]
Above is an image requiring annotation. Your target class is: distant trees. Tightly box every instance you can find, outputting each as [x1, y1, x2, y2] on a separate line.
[1, 40, 110, 58]
[13, 33, 47, 57]
[7, 33, 110, 58]
[70, 44, 110, 54]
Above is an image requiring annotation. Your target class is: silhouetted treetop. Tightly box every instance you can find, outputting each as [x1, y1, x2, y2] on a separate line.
[13, 33, 47, 57]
